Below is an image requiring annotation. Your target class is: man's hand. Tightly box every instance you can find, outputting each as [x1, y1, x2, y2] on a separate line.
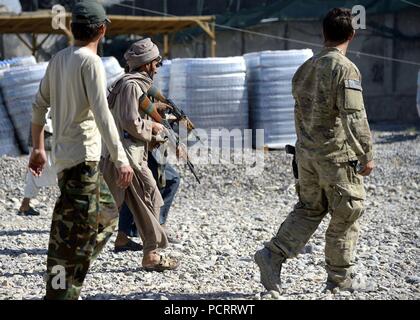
[28, 148, 47, 177]
[155, 101, 172, 114]
[176, 143, 188, 161]
[152, 122, 164, 135]
[358, 160, 375, 176]
[116, 164, 134, 189]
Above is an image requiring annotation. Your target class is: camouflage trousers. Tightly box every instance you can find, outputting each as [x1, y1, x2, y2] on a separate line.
[266, 156, 366, 284]
[45, 162, 118, 300]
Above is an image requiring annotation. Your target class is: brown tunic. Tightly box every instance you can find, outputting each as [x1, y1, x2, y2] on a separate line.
[101, 71, 168, 252]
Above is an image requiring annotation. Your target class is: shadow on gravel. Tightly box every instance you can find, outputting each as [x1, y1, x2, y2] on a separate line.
[0, 248, 47, 256]
[0, 230, 49, 237]
[375, 133, 419, 145]
[86, 291, 255, 300]
[1, 270, 44, 278]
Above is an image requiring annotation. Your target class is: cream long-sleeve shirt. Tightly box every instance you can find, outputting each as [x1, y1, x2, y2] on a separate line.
[32, 46, 129, 173]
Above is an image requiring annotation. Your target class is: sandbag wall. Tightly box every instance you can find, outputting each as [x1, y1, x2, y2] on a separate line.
[417, 70, 420, 118]
[0, 56, 38, 156]
[154, 60, 171, 97]
[0, 56, 37, 70]
[102, 56, 124, 88]
[245, 49, 313, 149]
[0, 99, 20, 156]
[169, 57, 248, 147]
[0, 63, 48, 154]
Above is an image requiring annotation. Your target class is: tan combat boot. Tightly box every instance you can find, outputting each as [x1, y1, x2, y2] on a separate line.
[254, 247, 286, 293]
[324, 274, 376, 294]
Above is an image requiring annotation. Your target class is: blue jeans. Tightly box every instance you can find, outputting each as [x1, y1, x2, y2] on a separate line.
[118, 155, 180, 237]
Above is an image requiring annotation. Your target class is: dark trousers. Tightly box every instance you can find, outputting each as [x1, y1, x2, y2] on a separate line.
[118, 155, 180, 237]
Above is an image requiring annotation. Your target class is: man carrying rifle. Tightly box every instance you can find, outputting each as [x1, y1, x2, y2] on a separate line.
[115, 109, 182, 251]
[254, 8, 374, 293]
[101, 38, 178, 271]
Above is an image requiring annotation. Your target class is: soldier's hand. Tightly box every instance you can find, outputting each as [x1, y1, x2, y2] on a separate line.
[28, 148, 47, 177]
[359, 160, 375, 176]
[152, 122, 164, 135]
[117, 164, 134, 189]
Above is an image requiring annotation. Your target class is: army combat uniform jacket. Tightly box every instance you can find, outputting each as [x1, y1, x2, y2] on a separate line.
[293, 47, 373, 165]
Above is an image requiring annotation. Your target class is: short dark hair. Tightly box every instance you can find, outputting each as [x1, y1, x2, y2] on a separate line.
[70, 22, 105, 42]
[323, 8, 355, 43]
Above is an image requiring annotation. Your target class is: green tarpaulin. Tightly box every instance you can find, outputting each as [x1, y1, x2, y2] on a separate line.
[217, 0, 420, 27]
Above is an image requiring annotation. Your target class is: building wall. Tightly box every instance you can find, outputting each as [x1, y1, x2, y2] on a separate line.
[168, 8, 420, 124]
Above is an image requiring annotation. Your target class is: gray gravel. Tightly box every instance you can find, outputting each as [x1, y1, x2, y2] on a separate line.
[0, 124, 419, 300]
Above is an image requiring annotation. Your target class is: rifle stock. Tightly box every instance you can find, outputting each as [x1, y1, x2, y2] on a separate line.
[138, 93, 201, 184]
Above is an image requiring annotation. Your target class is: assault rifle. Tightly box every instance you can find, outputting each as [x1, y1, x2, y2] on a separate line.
[138, 92, 201, 184]
[147, 86, 203, 144]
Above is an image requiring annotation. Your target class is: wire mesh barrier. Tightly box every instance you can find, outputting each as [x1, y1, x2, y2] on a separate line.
[0, 99, 20, 156]
[0, 62, 48, 154]
[154, 59, 171, 98]
[169, 56, 248, 149]
[417, 70, 420, 118]
[101, 56, 124, 88]
[0, 56, 36, 70]
[245, 49, 313, 149]
[0, 56, 128, 156]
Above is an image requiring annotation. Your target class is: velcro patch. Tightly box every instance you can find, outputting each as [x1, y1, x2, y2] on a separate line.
[344, 79, 363, 91]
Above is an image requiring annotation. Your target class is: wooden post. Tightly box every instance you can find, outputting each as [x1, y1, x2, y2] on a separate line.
[32, 34, 37, 57]
[210, 21, 216, 57]
[163, 33, 169, 58]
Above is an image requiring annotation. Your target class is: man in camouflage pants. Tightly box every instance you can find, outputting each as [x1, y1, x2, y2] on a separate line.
[254, 8, 375, 293]
[29, 2, 133, 299]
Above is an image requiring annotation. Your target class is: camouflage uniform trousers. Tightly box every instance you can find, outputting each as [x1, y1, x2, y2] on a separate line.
[266, 155, 366, 284]
[45, 161, 118, 300]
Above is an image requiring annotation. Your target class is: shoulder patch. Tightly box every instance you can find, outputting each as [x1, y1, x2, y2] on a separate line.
[344, 79, 363, 91]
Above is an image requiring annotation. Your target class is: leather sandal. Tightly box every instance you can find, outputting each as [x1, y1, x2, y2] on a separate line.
[143, 255, 179, 272]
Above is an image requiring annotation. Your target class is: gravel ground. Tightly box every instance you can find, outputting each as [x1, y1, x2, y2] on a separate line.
[0, 124, 419, 300]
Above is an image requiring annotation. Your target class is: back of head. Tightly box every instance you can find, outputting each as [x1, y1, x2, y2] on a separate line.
[71, 0, 110, 42]
[323, 8, 355, 44]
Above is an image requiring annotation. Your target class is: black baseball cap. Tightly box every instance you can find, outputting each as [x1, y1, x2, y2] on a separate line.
[72, 1, 111, 24]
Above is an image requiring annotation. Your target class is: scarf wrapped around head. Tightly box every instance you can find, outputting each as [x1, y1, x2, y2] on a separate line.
[124, 38, 160, 72]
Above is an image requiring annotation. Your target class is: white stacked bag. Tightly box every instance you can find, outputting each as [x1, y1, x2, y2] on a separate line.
[101, 56, 124, 88]
[0, 62, 48, 154]
[0, 100, 20, 156]
[245, 49, 313, 149]
[154, 59, 171, 97]
[169, 57, 248, 148]
[417, 70, 420, 118]
[0, 56, 37, 71]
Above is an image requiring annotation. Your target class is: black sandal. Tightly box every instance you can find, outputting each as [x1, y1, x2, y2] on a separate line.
[17, 207, 40, 216]
[114, 239, 143, 253]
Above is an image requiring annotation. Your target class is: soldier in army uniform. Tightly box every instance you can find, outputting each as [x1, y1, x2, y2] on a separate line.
[254, 8, 375, 293]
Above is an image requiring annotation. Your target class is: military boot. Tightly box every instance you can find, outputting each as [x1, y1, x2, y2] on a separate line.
[324, 274, 376, 294]
[254, 247, 285, 293]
